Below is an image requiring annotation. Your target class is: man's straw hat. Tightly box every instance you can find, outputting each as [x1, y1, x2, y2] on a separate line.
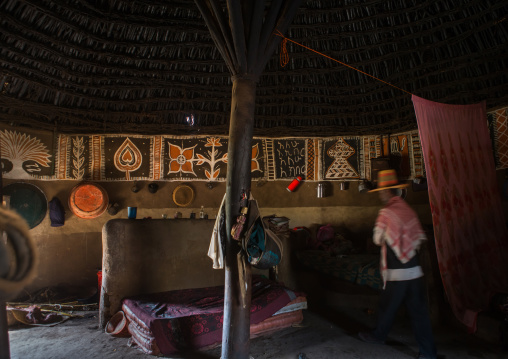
[369, 169, 409, 192]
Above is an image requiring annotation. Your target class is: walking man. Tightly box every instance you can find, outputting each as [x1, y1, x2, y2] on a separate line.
[358, 169, 437, 359]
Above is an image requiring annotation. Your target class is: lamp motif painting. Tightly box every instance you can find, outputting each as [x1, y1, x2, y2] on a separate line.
[114, 138, 142, 180]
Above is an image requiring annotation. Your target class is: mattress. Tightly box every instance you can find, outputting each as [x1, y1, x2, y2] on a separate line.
[122, 276, 306, 355]
[296, 250, 382, 290]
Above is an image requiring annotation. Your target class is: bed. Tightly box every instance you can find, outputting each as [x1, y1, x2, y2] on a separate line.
[293, 224, 382, 291]
[296, 250, 382, 290]
[121, 276, 307, 356]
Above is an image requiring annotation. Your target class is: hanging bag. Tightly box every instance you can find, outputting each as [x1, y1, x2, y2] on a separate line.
[241, 197, 283, 270]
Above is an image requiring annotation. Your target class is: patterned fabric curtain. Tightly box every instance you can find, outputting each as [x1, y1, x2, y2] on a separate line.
[412, 95, 508, 332]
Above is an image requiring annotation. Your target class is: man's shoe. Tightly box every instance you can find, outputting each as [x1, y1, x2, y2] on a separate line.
[416, 354, 437, 359]
[358, 331, 385, 344]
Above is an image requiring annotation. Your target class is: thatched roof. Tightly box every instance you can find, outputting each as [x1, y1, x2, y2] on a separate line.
[1, 0, 507, 137]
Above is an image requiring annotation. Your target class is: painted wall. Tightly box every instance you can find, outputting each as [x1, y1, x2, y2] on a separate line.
[4, 170, 507, 296]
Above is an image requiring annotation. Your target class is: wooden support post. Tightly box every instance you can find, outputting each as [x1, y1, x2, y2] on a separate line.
[194, 3, 303, 357]
[222, 76, 256, 359]
[0, 148, 10, 359]
[0, 300, 9, 359]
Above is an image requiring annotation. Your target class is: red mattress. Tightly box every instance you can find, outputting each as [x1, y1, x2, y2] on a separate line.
[122, 276, 306, 355]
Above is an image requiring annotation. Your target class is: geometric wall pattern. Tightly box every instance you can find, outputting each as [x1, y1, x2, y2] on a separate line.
[1, 105, 506, 181]
[490, 107, 508, 169]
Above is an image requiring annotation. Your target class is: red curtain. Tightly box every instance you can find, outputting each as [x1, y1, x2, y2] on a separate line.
[412, 95, 508, 332]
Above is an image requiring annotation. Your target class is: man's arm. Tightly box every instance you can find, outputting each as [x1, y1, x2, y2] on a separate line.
[373, 225, 384, 246]
[373, 210, 387, 246]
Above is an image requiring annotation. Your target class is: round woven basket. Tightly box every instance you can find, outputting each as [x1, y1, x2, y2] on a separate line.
[172, 184, 195, 207]
[105, 311, 130, 337]
[69, 182, 109, 219]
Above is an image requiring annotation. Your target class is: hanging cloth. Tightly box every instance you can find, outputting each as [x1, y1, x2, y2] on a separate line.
[207, 194, 226, 269]
[412, 95, 508, 332]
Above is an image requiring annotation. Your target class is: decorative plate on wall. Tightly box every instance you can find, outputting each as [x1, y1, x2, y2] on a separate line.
[69, 182, 109, 219]
[3, 182, 47, 229]
[172, 184, 195, 207]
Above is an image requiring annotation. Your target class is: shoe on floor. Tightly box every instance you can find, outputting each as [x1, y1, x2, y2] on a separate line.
[358, 331, 385, 344]
[416, 354, 437, 359]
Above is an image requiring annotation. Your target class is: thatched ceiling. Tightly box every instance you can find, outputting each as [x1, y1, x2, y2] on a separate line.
[0, 0, 507, 137]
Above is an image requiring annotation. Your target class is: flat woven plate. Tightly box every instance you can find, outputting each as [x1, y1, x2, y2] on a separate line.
[3, 182, 47, 229]
[69, 182, 109, 219]
[172, 184, 194, 207]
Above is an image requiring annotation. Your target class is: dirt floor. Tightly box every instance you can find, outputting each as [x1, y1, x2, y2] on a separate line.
[6, 305, 507, 359]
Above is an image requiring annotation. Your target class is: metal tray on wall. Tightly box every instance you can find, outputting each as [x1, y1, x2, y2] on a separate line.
[3, 182, 47, 229]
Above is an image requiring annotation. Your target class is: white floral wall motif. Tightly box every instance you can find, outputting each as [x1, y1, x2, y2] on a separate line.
[195, 137, 228, 180]
[168, 142, 198, 176]
[166, 137, 260, 181]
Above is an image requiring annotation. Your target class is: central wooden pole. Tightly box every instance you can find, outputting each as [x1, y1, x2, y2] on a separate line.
[0, 148, 10, 359]
[222, 76, 256, 359]
[0, 301, 9, 359]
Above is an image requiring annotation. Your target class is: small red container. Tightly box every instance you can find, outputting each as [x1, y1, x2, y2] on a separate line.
[287, 176, 303, 192]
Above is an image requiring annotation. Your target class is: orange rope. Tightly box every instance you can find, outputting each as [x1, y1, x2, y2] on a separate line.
[280, 38, 289, 67]
[276, 30, 412, 96]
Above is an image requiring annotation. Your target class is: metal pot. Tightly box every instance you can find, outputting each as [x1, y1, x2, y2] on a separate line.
[358, 181, 370, 193]
[317, 183, 326, 198]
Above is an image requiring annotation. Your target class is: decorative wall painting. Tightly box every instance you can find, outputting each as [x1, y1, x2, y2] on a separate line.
[489, 107, 508, 169]
[321, 137, 361, 180]
[104, 136, 152, 180]
[271, 139, 306, 180]
[382, 134, 411, 178]
[3, 108, 508, 183]
[305, 139, 320, 181]
[0, 129, 54, 179]
[0, 129, 431, 182]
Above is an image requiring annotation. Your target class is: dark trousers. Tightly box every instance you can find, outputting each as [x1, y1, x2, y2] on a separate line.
[373, 277, 437, 358]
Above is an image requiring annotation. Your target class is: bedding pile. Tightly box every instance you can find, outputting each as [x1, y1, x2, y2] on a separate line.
[121, 276, 306, 355]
